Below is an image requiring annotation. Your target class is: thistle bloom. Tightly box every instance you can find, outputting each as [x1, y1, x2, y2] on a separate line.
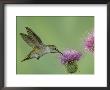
[59, 49, 82, 64]
[59, 49, 82, 73]
[84, 32, 94, 53]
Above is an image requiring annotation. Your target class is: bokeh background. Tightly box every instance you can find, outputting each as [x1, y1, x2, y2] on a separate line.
[16, 16, 94, 74]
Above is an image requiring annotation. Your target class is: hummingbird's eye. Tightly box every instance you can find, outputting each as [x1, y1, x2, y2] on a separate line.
[55, 47, 57, 50]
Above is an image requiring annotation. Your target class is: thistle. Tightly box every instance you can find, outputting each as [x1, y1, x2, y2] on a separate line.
[59, 49, 82, 73]
[84, 32, 94, 53]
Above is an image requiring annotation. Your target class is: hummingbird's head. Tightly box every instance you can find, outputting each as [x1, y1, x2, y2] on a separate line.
[47, 45, 63, 55]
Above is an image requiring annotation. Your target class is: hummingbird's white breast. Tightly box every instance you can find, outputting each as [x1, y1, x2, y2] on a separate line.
[30, 46, 51, 59]
[44, 46, 50, 53]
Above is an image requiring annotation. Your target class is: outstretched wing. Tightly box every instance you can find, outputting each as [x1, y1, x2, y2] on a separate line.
[25, 27, 43, 46]
[20, 33, 40, 48]
[20, 27, 44, 48]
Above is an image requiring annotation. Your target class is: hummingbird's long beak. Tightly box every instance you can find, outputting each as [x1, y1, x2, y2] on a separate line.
[56, 49, 63, 55]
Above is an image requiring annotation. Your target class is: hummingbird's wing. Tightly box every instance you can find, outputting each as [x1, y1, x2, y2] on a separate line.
[20, 33, 40, 49]
[25, 27, 44, 47]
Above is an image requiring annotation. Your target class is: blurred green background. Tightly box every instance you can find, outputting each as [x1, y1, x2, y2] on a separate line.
[16, 16, 94, 74]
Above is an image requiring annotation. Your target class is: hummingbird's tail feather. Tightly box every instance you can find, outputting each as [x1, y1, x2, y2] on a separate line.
[21, 54, 33, 62]
[21, 57, 30, 62]
[21, 59, 26, 62]
[21, 59, 28, 62]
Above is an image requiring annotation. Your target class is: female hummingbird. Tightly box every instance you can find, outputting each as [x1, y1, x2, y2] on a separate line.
[20, 27, 62, 62]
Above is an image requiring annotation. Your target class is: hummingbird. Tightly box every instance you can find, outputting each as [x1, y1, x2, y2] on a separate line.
[20, 27, 63, 62]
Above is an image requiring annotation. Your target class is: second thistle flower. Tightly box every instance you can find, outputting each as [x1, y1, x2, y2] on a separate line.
[84, 32, 94, 53]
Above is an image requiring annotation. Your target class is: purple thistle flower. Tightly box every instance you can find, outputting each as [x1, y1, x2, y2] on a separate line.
[59, 49, 82, 73]
[59, 49, 82, 64]
[84, 32, 94, 53]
